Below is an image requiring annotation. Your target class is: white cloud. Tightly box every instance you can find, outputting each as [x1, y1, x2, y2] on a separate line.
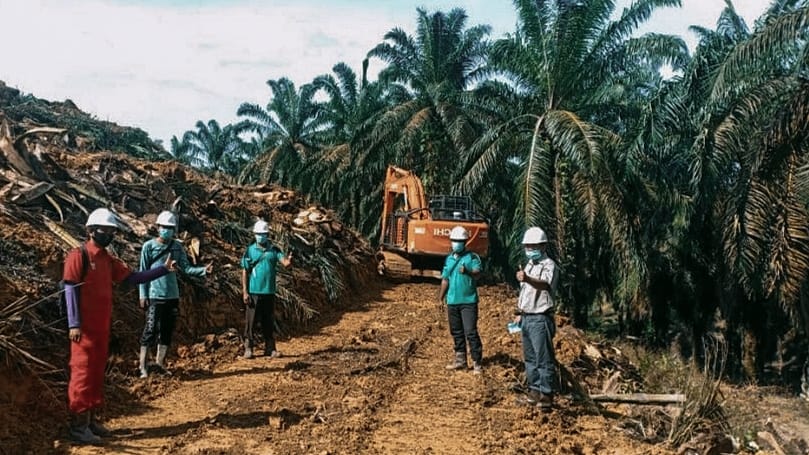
[0, 0, 402, 144]
[632, 0, 770, 49]
[0, 0, 771, 146]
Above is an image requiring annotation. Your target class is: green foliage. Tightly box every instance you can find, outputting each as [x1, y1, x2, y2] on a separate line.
[171, 119, 254, 176]
[166, 1, 809, 382]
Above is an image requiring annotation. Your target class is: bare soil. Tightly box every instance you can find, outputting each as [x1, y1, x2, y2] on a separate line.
[54, 283, 671, 455]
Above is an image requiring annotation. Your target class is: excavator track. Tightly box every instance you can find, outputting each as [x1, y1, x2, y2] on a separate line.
[377, 250, 413, 281]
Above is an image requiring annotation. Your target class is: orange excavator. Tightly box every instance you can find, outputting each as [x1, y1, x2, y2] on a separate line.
[377, 165, 489, 279]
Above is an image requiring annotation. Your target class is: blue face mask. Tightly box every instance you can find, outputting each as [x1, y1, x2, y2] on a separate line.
[451, 241, 465, 253]
[255, 234, 268, 245]
[525, 249, 543, 262]
[158, 227, 174, 240]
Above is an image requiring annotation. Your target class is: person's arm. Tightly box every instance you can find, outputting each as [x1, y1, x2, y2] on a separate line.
[177, 246, 207, 277]
[439, 279, 449, 303]
[242, 269, 250, 304]
[280, 250, 292, 267]
[439, 256, 451, 303]
[465, 254, 482, 280]
[126, 265, 170, 284]
[522, 274, 550, 290]
[240, 249, 250, 304]
[62, 248, 83, 341]
[138, 244, 151, 304]
[522, 263, 552, 291]
[65, 284, 80, 329]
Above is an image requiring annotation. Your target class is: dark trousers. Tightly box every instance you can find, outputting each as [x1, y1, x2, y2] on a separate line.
[140, 299, 179, 347]
[447, 303, 483, 363]
[521, 313, 557, 395]
[244, 294, 277, 352]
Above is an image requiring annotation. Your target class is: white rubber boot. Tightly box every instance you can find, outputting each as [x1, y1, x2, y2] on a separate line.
[155, 344, 172, 375]
[138, 346, 149, 378]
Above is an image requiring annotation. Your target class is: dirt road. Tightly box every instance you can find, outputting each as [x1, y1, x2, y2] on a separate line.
[65, 283, 664, 455]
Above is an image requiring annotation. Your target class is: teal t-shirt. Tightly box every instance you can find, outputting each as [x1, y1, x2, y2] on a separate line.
[441, 251, 482, 305]
[241, 243, 286, 295]
[138, 238, 207, 300]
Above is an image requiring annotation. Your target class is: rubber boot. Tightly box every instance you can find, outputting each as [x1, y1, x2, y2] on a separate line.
[243, 339, 253, 359]
[472, 361, 483, 375]
[138, 346, 149, 378]
[445, 352, 467, 370]
[264, 338, 280, 358]
[155, 344, 172, 375]
[89, 410, 112, 437]
[69, 412, 102, 445]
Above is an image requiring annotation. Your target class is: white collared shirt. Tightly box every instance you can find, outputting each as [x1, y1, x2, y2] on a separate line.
[517, 257, 558, 314]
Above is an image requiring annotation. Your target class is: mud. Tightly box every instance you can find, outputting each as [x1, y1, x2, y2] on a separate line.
[57, 284, 671, 455]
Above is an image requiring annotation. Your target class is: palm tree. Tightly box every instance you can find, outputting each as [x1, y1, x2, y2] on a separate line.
[460, 0, 688, 327]
[178, 119, 250, 176]
[236, 78, 325, 185]
[366, 7, 491, 192]
[169, 134, 205, 169]
[309, 60, 393, 233]
[312, 59, 391, 145]
[663, 0, 809, 375]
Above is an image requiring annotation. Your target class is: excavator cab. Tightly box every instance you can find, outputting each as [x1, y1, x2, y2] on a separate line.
[428, 195, 484, 223]
[378, 166, 489, 280]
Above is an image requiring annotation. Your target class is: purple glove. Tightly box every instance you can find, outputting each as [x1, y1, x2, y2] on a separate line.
[125, 265, 170, 285]
[65, 284, 80, 329]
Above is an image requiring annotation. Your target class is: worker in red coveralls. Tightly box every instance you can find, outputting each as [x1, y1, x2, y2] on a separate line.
[62, 208, 176, 445]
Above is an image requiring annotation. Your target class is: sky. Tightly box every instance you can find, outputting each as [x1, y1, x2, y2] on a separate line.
[0, 0, 769, 147]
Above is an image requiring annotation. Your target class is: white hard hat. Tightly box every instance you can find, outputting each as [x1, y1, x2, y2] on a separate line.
[86, 208, 118, 228]
[253, 220, 269, 234]
[156, 211, 178, 227]
[522, 227, 548, 244]
[449, 226, 469, 241]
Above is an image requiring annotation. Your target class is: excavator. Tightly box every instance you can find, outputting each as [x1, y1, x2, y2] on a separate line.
[377, 165, 489, 280]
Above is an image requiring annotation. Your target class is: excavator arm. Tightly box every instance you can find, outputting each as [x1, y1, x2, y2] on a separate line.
[382, 166, 429, 216]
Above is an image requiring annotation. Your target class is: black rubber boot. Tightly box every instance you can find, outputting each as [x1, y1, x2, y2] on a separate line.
[69, 412, 102, 445]
[89, 411, 112, 437]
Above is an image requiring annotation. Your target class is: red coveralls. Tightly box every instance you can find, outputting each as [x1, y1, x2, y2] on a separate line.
[63, 241, 131, 414]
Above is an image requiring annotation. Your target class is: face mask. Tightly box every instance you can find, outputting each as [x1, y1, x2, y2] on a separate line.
[255, 234, 268, 245]
[158, 228, 174, 241]
[92, 231, 114, 248]
[451, 241, 465, 253]
[525, 249, 543, 262]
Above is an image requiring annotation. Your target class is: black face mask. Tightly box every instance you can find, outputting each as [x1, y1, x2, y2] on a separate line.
[92, 231, 114, 248]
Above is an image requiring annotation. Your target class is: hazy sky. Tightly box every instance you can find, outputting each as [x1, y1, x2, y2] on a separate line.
[0, 0, 769, 147]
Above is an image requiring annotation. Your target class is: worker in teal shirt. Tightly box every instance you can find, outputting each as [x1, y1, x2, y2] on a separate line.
[137, 211, 212, 378]
[438, 226, 484, 374]
[241, 219, 292, 359]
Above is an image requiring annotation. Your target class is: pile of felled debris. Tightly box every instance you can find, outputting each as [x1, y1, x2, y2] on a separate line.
[0, 84, 376, 378]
